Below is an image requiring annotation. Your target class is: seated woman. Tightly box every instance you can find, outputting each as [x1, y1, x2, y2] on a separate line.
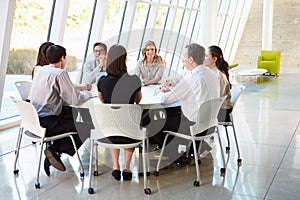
[204, 45, 232, 122]
[97, 44, 142, 181]
[135, 40, 165, 85]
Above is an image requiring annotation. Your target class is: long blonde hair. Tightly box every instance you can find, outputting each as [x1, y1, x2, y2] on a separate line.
[141, 41, 165, 66]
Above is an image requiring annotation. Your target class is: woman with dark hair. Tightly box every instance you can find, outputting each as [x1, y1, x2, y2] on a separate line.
[135, 40, 165, 85]
[204, 45, 232, 121]
[97, 44, 142, 181]
[32, 41, 54, 79]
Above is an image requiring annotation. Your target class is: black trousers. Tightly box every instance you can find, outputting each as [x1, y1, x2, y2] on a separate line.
[39, 106, 93, 156]
[142, 106, 211, 160]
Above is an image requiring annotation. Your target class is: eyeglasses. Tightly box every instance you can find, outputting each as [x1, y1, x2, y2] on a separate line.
[94, 49, 105, 53]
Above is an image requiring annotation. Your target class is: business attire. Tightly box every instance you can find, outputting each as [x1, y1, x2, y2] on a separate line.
[29, 65, 91, 155]
[211, 67, 232, 122]
[135, 59, 164, 82]
[97, 73, 142, 144]
[158, 65, 220, 162]
[83, 59, 106, 84]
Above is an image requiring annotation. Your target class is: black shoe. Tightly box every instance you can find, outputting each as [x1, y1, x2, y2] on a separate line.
[44, 157, 51, 176]
[122, 170, 132, 181]
[112, 170, 121, 181]
[44, 148, 66, 171]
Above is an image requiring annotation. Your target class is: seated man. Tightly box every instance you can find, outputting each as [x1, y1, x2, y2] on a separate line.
[29, 44, 92, 176]
[157, 43, 220, 165]
[82, 42, 108, 84]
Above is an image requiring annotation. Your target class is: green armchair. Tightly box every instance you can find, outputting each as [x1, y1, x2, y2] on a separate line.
[257, 50, 281, 75]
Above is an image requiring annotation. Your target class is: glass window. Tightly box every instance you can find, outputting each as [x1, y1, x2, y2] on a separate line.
[1, 0, 53, 120]
[63, 0, 94, 83]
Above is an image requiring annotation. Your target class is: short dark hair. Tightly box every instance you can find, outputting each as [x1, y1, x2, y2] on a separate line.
[185, 43, 205, 65]
[93, 42, 107, 53]
[46, 45, 66, 63]
[106, 44, 127, 77]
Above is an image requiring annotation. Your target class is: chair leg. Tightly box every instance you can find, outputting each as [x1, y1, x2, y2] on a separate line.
[88, 139, 94, 194]
[216, 127, 226, 175]
[231, 122, 242, 165]
[153, 134, 170, 176]
[35, 142, 44, 189]
[94, 143, 99, 176]
[224, 126, 230, 152]
[192, 139, 200, 187]
[146, 137, 150, 174]
[69, 135, 84, 178]
[14, 128, 23, 175]
[143, 139, 151, 195]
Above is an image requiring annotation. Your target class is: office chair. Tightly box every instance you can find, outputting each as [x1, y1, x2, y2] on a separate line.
[154, 97, 226, 187]
[11, 97, 84, 189]
[86, 103, 151, 195]
[218, 84, 245, 165]
[14, 81, 32, 101]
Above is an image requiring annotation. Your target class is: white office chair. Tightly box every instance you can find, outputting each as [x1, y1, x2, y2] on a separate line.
[218, 84, 245, 165]
[154, 97, 227, 187]
[14, 81, 32, 101]
[11, 97, 84, 189]
[86, 103, 151, 195]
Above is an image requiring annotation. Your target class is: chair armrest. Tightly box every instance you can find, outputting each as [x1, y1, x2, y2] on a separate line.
[257, 55, 263, 62]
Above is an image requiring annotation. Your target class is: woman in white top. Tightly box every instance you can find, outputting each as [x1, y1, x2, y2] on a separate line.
[135, 40, 165, 85]
[204, 45, 232, 122]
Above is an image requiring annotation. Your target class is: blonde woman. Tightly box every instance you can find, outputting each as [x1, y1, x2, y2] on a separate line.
[135, 41, 165, 85]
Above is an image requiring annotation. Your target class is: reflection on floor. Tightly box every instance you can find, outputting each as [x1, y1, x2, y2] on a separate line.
[1, 66, 300, 200]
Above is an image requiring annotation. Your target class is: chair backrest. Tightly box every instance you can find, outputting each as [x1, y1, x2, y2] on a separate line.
[230, 84, 245, 109]
[14, 81, 32, 101]
[190, 96, 226, 135]
[11, 97, 46, 138]
[90, 103, 145, 140]
[261, 50, 281, 61]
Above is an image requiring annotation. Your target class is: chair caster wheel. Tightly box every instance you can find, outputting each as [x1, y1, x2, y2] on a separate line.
[138, 172, 143, 177]
[14, 169, 19, 175]
[94, 171, 99, 176]
[153, 171, 159, 176]
[220, 168, 226, 174]
[210, 136, 214, 140]
[237, 158, 242, 165]
[80, 172, 84, 178]
[226, 147, 230, 152]
[144, 188, 151, 195]
[35, 183, 40, 189]
[147, 172, 150, 176]
[88, 187, 94, 194]
[193, 181, 200, 187]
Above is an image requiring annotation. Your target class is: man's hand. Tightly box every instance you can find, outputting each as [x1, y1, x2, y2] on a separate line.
[97, 55, 106, 69]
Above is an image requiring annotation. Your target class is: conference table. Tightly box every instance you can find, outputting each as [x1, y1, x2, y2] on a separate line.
[75, 84, 181, 173]
[80, 84, 180, 109]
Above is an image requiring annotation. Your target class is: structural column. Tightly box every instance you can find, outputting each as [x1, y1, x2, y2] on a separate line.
[0, 0, 16, 111]
[262, 0, 274, 50]
[199, 0, 218, 47]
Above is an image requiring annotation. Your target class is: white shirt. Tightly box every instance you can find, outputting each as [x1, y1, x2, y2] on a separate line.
[28, 65, 91, 117]
[161, 65, 220, 122]
[211, 67, 232, 109]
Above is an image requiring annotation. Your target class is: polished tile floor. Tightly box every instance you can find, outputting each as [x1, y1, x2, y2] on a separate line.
[1, 66, 300, 200]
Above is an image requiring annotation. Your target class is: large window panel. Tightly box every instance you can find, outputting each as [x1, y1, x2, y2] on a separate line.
[63, 0, 94, 82]
[1, 0, 53, 120]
